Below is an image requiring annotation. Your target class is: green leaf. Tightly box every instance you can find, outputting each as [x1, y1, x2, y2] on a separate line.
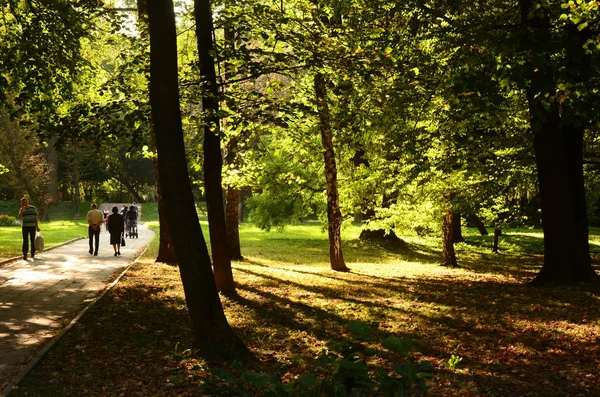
[347, 320, 372, 338]
[381, 335, 412, 354]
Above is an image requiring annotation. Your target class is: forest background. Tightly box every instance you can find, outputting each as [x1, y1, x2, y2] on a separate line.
[1, 0, 600, 396]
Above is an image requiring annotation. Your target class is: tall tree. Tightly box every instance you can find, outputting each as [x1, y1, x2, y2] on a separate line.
[314, 72, 348, 272]
[223, 21, 243, 261]
[136, 0, 177, 264]
[519, 0, 599, 284]
[147, 0, 248, 359]
[194, 0, 235, 291]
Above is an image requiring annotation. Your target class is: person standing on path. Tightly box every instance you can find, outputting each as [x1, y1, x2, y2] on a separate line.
[87, 203, 104, 256]
[17, 197, 40, 260]
[107, 206, 124, 256]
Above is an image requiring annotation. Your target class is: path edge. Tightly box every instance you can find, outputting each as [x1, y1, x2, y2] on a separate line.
[0, 237, 153, 397]
[0, 237, 86, 268]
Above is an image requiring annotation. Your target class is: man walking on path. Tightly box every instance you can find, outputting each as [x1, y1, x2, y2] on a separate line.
[87, 203, 104, 256]
[17, 198, 40, 261]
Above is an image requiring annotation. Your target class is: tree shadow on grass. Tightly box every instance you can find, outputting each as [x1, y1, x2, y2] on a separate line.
[232, 261, 600, 396]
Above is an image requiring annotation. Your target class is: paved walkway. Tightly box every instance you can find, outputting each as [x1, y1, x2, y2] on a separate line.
[0, 224, 154, 394]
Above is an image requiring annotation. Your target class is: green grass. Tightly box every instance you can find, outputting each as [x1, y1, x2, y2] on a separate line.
[6, 203, 600, 396]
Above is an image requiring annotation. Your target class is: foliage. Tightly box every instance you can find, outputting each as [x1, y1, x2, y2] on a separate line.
[0, 109, 52, 213]
[0, 214, 17, 227]
[240, 119, 326, 230]
[199, 321, 431, 396]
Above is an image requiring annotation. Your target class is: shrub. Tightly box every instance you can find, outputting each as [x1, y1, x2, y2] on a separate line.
[0, 214, 17, 226]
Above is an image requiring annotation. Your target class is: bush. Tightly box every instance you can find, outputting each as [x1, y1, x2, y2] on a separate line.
[0, 214, 17, 226]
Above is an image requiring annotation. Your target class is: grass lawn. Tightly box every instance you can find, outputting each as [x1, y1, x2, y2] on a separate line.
[6, 204, 600, 396]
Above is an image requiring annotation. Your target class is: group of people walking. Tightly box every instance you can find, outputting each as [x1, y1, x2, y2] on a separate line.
[17, 198, 139, 261]
[87, 203, 138, 257]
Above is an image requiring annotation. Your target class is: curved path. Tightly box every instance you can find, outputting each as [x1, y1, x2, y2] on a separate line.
[0, 223, 154, 395]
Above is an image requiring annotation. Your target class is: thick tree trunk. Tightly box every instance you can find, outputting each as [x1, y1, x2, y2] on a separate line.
[520, 0, 598, 284]
[468, 213, 489, 235]
[137, 0, 176, 265]
[147, 0, 248, 360]
[441, 210, 458, 267]
[314, 72, 348, 272]
[194, 0, 235, 292]
[153, 135, 177, 264]
[452, 211, 464, 243]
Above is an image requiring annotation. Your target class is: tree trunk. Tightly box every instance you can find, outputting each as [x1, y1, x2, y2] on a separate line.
[314, 72, 348, 272]
[452, 211, 464, 243]
[153, 134, 177, 264]
[147, 0, 249, 360]
[226, 185, 243, 260]
[223, 24, 243, 261]
[136, 0, 176, 265]
[441, 210, 458, 267]
[492, 225, 501, 253]
[194, 0, 235, 292]
[520, 0, 598, 284]
[468, 213, 488, 235]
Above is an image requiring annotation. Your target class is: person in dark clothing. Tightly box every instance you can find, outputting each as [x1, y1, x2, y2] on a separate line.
[107, 206, 125, 256]
[18, 197, 39, 260]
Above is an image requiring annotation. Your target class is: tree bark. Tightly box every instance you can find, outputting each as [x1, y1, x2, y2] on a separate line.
[441, 209, 458, 267]
[226, 185, 243, 260]
[194, 0, 235, 292]
[468, 213, 489, 235]
[492, 224, 501, 253]
[519, 0, 598, 284]
[136, 0, 176, 265]
[452, 211, 464, 243]
[314, 72, 348, 272]
[153, 134, 177, 264]
[147, 0, 248, 360]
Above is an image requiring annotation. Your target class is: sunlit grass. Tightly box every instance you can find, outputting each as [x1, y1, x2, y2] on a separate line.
[0, 221, 88, 259]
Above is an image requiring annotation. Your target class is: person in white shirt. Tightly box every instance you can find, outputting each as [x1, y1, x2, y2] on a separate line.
[87, 203, 104, 256]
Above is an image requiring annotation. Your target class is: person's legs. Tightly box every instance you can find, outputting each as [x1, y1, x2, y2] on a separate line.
[29, 227, 36, 258]
[93, 229, 100, 255]
[88, 226, 93, 254]
[22, 227, 28, 259]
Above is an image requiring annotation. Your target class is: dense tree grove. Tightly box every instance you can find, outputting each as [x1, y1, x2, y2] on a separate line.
[1, 0, 599, 356]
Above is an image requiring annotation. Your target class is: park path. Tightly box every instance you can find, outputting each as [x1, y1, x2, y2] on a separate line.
[0, 223, 154, 395]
